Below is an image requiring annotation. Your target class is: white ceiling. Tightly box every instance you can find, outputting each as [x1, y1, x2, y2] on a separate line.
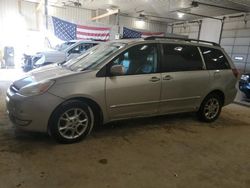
[31, 0, 250, 22]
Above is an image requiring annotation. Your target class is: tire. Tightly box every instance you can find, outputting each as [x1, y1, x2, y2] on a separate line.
[245, 93, 250, 99]
[197, 93, 223, 122]
[49, 100, 94, 144]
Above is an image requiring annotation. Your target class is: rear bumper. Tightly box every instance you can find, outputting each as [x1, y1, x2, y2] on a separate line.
[6, 89, 64, 132]
[224, 87, 237, 106]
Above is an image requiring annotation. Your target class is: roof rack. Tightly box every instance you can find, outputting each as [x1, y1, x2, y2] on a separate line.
[144, 36, 220, 47]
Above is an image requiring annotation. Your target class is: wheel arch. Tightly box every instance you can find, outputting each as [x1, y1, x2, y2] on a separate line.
[204, 89, 225, 105]
[47, 96, 104, 132]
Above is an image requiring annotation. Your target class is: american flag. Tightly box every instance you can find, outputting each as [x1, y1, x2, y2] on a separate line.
[123, 27, 165, 39]
[76, 25, 110, 41]
[52, 17, 110, 41]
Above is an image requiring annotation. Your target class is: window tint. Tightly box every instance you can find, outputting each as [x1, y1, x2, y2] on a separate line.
[112, 44, 158, 75]
[200, 47, 230, 70]
[162, 44, 203, 72]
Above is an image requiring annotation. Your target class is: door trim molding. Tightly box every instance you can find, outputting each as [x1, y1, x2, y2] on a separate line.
[160, 96, 201, 103]
[110, 100, 160, 108]
[110, 96, 201, 108]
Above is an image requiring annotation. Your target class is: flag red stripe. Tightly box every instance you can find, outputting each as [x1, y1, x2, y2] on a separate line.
[77, 25, 110, 31]
[76, 31, 110, 37]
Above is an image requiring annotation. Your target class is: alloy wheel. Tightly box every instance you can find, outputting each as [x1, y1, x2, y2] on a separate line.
[203, 98, 220, 120]
[58, 108, 89, 139]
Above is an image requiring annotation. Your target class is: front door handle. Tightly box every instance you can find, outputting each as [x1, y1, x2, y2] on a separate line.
[149, 77, 160, 82]
[163, 75, 173, 80]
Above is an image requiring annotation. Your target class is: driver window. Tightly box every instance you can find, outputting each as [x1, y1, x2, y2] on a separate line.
[68, 44, 93, 55]
[69, 45, 80, 54]
[79, 43, 93, 53]
[112, 44, 158, 75]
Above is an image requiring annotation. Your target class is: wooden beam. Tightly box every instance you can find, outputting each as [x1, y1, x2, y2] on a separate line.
[91, 9, 119, 21]
[36, 0, 43, 11]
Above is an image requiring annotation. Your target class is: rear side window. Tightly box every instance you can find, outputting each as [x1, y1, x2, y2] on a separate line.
[200, 47, 230, 70]
[161, 44, 203, 72]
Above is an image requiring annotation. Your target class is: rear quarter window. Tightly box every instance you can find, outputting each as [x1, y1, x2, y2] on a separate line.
[200, 47, 230, 70]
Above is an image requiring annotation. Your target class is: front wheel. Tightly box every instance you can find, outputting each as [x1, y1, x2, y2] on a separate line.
[197, 93, 223, 122]
[49, 100, 94, 143]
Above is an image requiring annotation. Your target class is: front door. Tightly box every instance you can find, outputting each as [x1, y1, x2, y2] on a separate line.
[105, 43, 161, 119]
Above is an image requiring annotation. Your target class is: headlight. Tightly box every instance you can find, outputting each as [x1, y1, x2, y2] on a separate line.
[18, 80, 55, 97]
[241, 75, 249, 81]
[33, 54, 45, 66]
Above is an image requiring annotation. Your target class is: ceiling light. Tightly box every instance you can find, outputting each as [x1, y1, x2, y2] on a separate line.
[177, 12, 185, 18]
[106, 5, 118, 13]
[106, 8, 113, 13]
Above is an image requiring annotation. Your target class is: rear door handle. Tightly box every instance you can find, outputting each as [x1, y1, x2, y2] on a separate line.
[163, 75, 173, 80]
[149, 77, 160, 82]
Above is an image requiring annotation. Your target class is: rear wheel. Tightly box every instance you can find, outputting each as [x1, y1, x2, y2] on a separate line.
[49, 100, 94, 143]
[197, 93, 223, 122]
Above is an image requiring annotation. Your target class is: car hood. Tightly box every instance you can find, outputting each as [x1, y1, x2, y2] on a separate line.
[39, 49, 65, 56]
[13, 65, 77, 89]
[34, 49, 66, 63]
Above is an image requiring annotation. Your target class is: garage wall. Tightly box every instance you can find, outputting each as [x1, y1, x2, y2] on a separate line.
[46, 6, 168, 38]
[0, 0, 19, 47]
[0, 0, 19, 27]
[172, 22, 200, 39]
[221, 15, 250, 73]
[117, 15, 168, 33]
[171, 14, 250, 73]
[48, 6, 94, 26]
[17, 2, 168, 39]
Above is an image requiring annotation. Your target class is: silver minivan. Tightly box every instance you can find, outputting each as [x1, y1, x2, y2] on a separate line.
[6, 37, 238, 143]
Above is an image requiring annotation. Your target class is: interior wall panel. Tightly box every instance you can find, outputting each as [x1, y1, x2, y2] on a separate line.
[172, 23, 199, 39]
[47, 5, 168, 39]
[222, 15, 250, 73]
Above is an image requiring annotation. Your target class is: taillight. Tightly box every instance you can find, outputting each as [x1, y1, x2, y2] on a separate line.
[232, 68, 239, 78]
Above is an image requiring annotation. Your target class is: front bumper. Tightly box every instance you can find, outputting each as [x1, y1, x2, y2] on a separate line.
[6, 88, 64, 133]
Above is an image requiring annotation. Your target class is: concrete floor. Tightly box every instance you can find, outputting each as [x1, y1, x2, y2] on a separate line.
[1, 80, 250, 188]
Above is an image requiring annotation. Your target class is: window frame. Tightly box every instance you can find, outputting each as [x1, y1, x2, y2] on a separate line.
[199, 46, 231, 70]
[159, 43, 206, 73]
[98, 43, 162, 77]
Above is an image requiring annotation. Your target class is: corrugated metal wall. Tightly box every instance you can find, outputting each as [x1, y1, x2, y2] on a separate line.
[221, 15, 250, 73]
[20, 1, 38, 30]
[47, 5, 168, 37]
[0, 0, 19, 46]
[172, 22, 200, 39]
[118, 15, 168, 33]
[48, 6, 94, 26]
[18, 1, 168, 39]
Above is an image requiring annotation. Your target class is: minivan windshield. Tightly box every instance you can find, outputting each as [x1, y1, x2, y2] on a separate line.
[65, 42, 126, 71]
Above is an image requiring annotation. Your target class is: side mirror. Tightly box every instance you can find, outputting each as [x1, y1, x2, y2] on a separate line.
[110, 64, 125, 76]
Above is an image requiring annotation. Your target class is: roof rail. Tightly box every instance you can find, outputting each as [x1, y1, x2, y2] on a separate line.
[144, 36, 220, 47]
